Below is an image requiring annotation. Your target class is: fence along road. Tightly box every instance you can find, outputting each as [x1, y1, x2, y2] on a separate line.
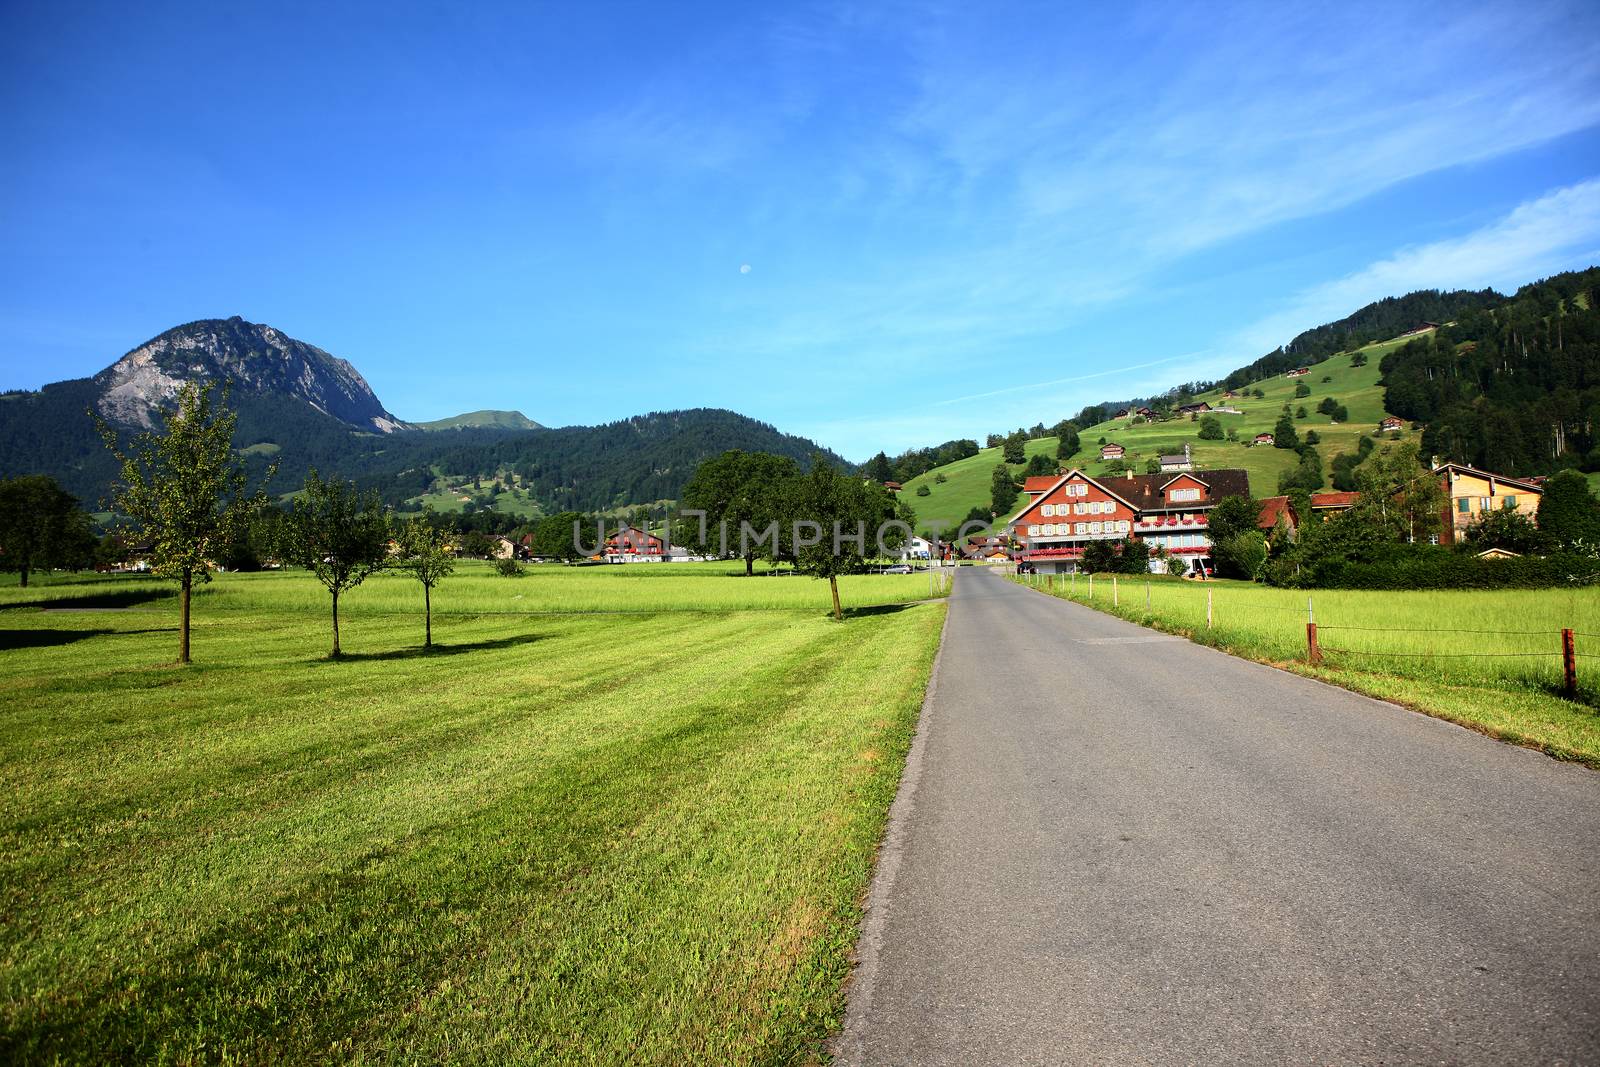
[836, 566, 1600, 1065]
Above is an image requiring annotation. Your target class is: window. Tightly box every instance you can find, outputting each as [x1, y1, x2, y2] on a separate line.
[1027, 525, 1039, 536]
[1089, 522, 1102, 534]
[1170, 487, 1200, 502]
[1043, 523, 1056, 536]
[1041, 504, 1054, 517]
[1480, 497, 1493, 511]
[1074, 502, 1086, 515]
[1075, 522, 1086, 535]
[1120, 521, 1131, 533]
[1504, 495, 1518, 509]
[1457, 498, 1470, 513]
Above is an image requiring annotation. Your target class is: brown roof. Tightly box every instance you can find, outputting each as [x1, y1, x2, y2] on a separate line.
[1310, 491, 1360, 509]
[1257, 495, 1296, 530]
[1080, 468, 1251, 511]
[1023, 475, 1059, 493]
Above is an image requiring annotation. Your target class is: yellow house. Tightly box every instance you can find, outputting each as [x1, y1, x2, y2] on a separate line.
[1434, 463, 1542, 545]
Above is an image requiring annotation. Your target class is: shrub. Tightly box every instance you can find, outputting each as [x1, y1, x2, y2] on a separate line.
[495, 557, 526, 577]
[1197, 415, 1224, 440]
[915, 483, 931, 497]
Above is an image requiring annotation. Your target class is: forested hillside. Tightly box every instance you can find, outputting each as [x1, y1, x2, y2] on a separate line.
[1383, 267, 1600, 476]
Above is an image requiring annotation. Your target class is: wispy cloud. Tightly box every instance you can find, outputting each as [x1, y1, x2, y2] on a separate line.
[1221, 177, 1600, 363]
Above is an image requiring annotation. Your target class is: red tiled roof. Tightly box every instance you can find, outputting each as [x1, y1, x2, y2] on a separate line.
[1023, 475, 1059, 492]
[1257, 495, 1295, 530]
[1310, 491, 1359, 508]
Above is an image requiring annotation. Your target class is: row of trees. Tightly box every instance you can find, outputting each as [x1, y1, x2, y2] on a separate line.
[680, 450, 913, 619]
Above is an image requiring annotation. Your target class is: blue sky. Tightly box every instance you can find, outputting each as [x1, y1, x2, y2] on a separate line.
[3, 1, 1599, 460]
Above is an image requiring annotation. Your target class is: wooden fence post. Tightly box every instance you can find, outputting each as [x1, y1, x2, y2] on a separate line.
[1206, 588, 1213, 629]
[1146, 580, 1151, 609]
[1307, 622, 1321, 665]
[1564, 628, 1577, 698]
[1088, 574, 1094, 599]
[1113, 575, 1119, 607]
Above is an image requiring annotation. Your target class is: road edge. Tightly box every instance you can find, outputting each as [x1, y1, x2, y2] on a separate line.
[828, 573, 956, 1064]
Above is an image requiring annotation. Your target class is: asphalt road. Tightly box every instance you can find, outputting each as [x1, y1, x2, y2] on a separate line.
[835, 567, 1600, 1066]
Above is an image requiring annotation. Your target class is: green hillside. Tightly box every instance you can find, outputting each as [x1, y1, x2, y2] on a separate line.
[902, 334, 1416, 527]
[414, 409, 543, 431]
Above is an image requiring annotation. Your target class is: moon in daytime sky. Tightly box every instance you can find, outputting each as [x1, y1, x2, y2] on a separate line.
[739, 263, 751, 274]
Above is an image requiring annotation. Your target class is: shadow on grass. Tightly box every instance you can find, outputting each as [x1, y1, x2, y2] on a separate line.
[5, 589, 175, 611]
[1537, 679, 1600, 711]
[0, 627, 176, 650]
[313, 632, 547, 663]
[837, 602, 922, 621]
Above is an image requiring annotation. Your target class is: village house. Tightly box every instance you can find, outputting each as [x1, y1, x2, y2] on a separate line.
[1252, 432, 1275, 446]
[1380, 416, 1404, 433]
[1284, 367, 1311, 378]
[1222, 390, 1239, 399]
[1007, 467, 1250, 576]
[1159, 444, 1194, 473]
[1176, 402, 1211, 416]
[1308, 491, 1359, 521]
[1099, 442, 1126, 460]
[881, 481, 902, 493]
[490, 536, 526, 561]
[962, 535, 1010, 562]
[604, 525, 667, 562]
[1435, 463, 1543, 546]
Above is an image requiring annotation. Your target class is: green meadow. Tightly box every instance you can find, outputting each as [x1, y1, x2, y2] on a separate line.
[0, 564, 947, 1064]
[1016, 572, 1600, 765]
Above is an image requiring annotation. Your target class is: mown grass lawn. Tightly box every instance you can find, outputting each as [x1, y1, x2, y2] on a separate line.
[0, 566, 946, 1064]
[1015, 572, 1600, 766]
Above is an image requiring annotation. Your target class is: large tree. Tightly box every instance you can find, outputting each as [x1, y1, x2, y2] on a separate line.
[1052, 421, 1081, 462]
[1352, 442, 1446, 543]
[280, 469, 391, 657]
[0, 475, 95, 587]
[680, 450, 800, 575]
[533, 510, 589, 562]
[1536, 470, 1600, 550]
[95, 381, 271, 664]
[785, 459, 898, 621]
[990, 464, 1020, 517]
[397, 514, 454, 648]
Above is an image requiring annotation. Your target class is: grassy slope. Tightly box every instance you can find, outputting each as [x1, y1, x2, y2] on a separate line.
[0, 567, 945, 1063]
[902, 334, 1416, 524]
[1014, 573, 1600, 766]
[413, 410, 542, 431]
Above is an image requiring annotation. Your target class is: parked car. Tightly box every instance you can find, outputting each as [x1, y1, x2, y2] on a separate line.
[884, 564, 913, 574]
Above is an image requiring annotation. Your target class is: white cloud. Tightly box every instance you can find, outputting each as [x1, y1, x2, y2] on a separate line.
[1224, 177, 1600, 361]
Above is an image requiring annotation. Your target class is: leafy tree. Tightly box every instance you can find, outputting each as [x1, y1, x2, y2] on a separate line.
[1024, 453, 1056, 477]
[1304, 430, 1321, 445]
[1331, 404, 1349, 422]
[94, 381, 271, 664]
[1144, 458, 1161, 474]
[1080, 538, 1117, 573]
[680, 450, 800, 575]
[1273, 408, 1300, 449]
[1114, 536, 1151, 574]
[397, 515, 454, 647]
[1294, 381, 1311, 398]
[1317, 397, 1340, 416]
[1295, 405, 1309, 419]
[1352, 442, 1445, 543]
[1251, 388, 1266, 399]
[1462, 507, 1548, 555]
[990, 464, 1020, 517]
[281, 469, 391, 657]
[1350, 351, 1369, 367]
[934, 472, 948, 484]
[1197, 416, 1224, 440]
[962, 505, 992, 527]
[1217, 531, 1268, 579]
[1535, 470, 1600, 549]
[0, 475, 95, 587]
[1278, 447, 1325, 494]
[1226, 428, 1239, 442]
[785, 459, 895, 621]
[533, 510, 588, 562]
[1002, 431, 1027, 465]
[1207, 493, 1260, 546]
[915, 483, 931, 497]
[985, 433, 1004, 448]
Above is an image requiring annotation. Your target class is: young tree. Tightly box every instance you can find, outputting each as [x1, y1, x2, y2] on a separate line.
[1352, 442, 1445, 543]
[1197, 415, 1224, 440]
[95, 381, 271, 664]
[1053, 422, 1081, 461]
[1081, 538, 1117, 573]
[863, 451, 895, 484]
[1024, 452, 1056, 477]
[0, 475, 96, 587]
[785, 459, 895, 621]
[281, 469, 391, 657]
[1002, 431, 1027, 465]
[1294, 381, 1311, 399]
[397, 515, 454, 648]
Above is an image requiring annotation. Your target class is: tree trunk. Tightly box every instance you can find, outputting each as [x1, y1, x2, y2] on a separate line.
[830, 574, 842, 622]
[424, 583, 432, 648]
[178, 568, 192, 665]
[17, 565, 27, 589]
[744, 553, 754, 577]
[331, 588, 341, 658]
